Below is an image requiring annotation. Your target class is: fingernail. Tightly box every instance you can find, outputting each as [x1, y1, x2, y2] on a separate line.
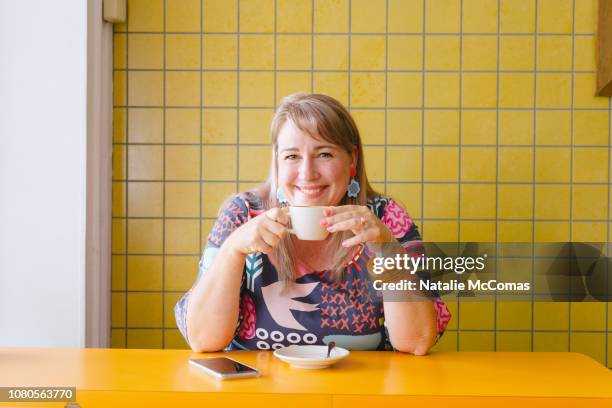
[320, 219, 327, 226]
[326, 226, 334, 232]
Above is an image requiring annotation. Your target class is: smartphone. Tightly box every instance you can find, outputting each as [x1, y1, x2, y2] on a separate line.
[188, 357, 260, 380]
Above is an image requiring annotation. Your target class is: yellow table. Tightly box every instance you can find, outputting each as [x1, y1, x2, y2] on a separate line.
[0, 348, 610, 407]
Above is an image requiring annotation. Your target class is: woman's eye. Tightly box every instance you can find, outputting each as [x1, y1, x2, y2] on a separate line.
[284, 154, 298, 160]
[319, 152, 333, 158]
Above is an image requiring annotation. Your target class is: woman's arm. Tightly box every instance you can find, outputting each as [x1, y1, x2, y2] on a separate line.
[374, 242, 438, 354]
[383, 297, 438, 355]
[322, 202, 445, 355]
[185, 239, 246, 352]
[183, 206, 289, 352]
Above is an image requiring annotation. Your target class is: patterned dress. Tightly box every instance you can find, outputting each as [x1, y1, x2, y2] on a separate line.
[175, 192, 451, 351]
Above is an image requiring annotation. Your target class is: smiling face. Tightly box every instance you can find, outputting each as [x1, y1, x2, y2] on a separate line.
[276, 120, 356, 207]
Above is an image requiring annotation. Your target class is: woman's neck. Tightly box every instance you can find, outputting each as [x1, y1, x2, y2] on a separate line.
[292, 236, 333, 272]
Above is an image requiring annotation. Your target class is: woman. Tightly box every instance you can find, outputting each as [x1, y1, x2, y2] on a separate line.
[175, 93, 450, 353]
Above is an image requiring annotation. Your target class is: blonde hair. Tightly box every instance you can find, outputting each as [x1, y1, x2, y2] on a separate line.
[252, 93, 380, 285]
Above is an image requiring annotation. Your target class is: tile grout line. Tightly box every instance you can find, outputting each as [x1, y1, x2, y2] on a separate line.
[114, 67, 598, 74]
[568, 0, 577, 354]
[110, 250, 612, 259]
[237, 1, 241, 195]
[457, 0, 464, 350]
[109, 326, 610, 334]
[601, 0, 612, 368]
[110, 178, 612, 187]
[494, 0, 501, 352]
[384, 0, 388, 196]
[311, 0, 315, 92]
[198, 0, 204, 342]
[123, 0, 130, 349]
[421, 1, 426, 243]
[111, 216, 612, 222]
[111, 104, 609, 111]
[112, 141, 612, 148]
[348, 0, 352, 111]
[531, 0, 538, 352]
[274, 0, 277, 110]
[123, 30, 596, 36]
[161, 0, 167, 349]
[607, 23, 612, 368]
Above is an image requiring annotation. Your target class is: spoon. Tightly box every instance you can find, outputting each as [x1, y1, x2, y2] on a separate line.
[326, 341, 336, 358]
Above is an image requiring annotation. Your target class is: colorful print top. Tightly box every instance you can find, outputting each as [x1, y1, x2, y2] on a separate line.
[175, 192, 451, 351]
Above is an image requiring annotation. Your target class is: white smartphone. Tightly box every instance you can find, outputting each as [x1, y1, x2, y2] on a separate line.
[189, 357, 260, 380]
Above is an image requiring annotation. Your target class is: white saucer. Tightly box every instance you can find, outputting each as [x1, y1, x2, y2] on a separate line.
[273, 345, 350, 369]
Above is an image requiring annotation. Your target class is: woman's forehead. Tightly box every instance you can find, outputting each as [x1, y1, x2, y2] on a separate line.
[277, 120, 332, 148]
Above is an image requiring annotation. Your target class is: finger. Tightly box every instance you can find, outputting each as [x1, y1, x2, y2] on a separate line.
[277, 207, 290, 224]
[258, 224, 281, 246]
[325, 210, 373, 230]
[325, 217, 363, 233]
[266, 207, 289, 226]
[264, 220, 287, 241]
[341, 234, 366, 248]
[322, 205, 361, 217]
[342, 230, 376, 247]
[323, 210, 367, 227]
[253, 236, 274, 254]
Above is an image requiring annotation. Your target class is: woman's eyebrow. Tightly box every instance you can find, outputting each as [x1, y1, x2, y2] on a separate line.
[279, 145, 336, 153]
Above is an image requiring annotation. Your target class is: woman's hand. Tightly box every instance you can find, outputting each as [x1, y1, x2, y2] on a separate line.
[226, 207, 290, 255]
[321, 205, 395, 247]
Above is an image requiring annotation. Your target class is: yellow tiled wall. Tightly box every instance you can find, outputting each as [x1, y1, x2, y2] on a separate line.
[112, 0, 611, 367]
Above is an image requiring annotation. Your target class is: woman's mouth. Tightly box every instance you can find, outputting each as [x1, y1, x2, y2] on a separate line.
[296, 185, 327, 199]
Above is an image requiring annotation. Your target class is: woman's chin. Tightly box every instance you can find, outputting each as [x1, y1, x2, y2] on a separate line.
[292, 197, 329, 207]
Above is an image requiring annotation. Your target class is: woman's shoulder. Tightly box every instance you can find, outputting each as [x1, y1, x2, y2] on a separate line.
[366, 195, 388, 218]
[367, 195, 420, 240]
[366, 195, 406, 218]
[221, 190, 266, 215]
[208, 191, 266, 248]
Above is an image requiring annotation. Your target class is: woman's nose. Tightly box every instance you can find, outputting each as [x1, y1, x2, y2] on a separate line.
[299, 157, 319, 180]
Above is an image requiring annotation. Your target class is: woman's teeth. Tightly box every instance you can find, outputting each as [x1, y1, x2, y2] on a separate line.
[298, 186, 324, 195]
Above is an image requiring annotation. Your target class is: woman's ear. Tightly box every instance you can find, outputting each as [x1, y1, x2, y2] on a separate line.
[351, 145, 358, 168]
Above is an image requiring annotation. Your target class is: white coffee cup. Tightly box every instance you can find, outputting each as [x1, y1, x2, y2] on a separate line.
[288, 206, 330, 241]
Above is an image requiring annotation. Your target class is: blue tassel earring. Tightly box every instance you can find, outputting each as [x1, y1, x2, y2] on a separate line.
[276, 187, 289, 204]
[347, 167, 360, 198]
